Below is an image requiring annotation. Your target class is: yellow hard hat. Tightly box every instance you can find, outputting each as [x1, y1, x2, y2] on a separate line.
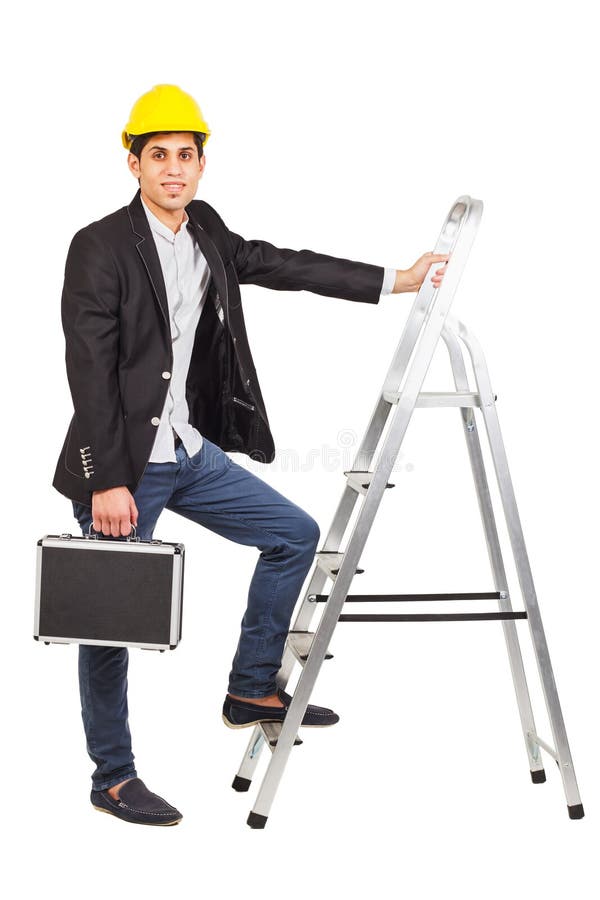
[122, 84, 211, 150]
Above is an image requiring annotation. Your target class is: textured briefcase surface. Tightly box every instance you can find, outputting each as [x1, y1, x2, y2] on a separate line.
[34, 530, 185, 650]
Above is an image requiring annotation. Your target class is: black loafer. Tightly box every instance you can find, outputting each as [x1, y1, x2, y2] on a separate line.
[222, 687, 340, 728]
[91, 777, 182, 826]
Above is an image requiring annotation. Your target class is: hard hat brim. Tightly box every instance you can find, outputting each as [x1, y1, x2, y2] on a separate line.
[122, 129, 211, 151]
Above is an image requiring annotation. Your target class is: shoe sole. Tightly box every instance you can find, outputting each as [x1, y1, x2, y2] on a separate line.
[221, 713, 337, 729]
[92, 805, 182, 826]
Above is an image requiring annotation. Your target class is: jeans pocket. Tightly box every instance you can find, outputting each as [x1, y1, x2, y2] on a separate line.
[187, 438, 232, 474]
[187, 439, 209, 470]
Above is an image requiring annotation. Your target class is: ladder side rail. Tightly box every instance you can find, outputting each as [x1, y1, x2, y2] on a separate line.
[442, 326, 509, 583]
[352, 394, 399, 478]
[248, 202, 484, 823]
[452, 315, 583, 812]
[380, 289, 434, 396]
[442, 322, 544, 774]
[382, 196, 475, 397]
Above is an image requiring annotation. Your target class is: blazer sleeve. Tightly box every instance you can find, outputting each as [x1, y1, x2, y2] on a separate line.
[227, 229, 385, 304]
[60, 227, 134, 492]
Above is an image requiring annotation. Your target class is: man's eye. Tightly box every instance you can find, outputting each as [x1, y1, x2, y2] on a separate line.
[181, 153, 191, 160]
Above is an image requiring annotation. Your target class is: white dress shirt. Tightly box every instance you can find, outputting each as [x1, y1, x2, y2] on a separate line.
[142, 196, 396, 463]
[142, 197, 211, 462]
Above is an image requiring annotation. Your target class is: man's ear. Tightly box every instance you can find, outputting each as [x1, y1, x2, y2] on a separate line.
[127, 152, 141, 181]
[198, 154, 207, 177]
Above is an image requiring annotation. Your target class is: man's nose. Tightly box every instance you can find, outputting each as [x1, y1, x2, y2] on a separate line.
[166, 158, 183, 175]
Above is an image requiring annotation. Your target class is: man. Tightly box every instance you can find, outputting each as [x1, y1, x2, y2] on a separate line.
[52, 83, 449, 827]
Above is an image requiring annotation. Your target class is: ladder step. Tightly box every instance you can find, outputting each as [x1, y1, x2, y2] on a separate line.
[338, 612, 527, 622]
[310, 591, 507, 603]
[383, 390, 496, 408]
[259, 722, 303, 748]
[316, 551, 364, 578]
[287, 631, 334, 663]
[344, 470, 396, 495]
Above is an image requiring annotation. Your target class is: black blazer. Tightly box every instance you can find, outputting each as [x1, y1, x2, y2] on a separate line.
[52, 188, 385, 506]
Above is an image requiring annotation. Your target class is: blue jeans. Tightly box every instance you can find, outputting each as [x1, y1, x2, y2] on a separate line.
[72, 437, 320, 790]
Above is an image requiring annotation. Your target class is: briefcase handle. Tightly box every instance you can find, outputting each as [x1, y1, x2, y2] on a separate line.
[86, 522, 140, 542]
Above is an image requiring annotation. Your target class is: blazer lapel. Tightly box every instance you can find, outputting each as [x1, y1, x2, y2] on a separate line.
[184, 210, 229, 326]
[127, 189, 170, 330]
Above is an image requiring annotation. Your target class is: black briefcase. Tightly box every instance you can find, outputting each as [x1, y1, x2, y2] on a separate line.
[34, 526, 185, 651]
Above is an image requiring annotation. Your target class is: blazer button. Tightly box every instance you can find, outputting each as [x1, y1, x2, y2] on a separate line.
[162, 371, 171, 380]
[151, 417, 160, 426]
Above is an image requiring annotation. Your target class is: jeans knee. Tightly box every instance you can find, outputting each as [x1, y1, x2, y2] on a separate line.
[301, 515, 320, 552]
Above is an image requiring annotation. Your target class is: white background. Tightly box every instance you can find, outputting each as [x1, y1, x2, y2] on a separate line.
[2, 0, 598, 895]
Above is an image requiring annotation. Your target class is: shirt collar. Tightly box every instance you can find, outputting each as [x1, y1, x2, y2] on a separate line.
[141, 195, 189, 243]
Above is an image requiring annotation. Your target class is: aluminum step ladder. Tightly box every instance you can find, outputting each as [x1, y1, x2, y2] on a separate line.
[229, 195, 585, 828]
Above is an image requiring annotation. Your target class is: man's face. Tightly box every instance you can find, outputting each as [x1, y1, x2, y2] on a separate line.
[127, 131, 206, 212]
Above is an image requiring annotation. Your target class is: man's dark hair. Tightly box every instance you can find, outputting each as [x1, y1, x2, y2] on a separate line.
[129, 131, 205, 161]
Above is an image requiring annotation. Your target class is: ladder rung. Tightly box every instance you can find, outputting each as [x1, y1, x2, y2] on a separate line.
[309, 591, 507, 603]
[287, 631, 334, 663]
[338, 612, 527, 622]
[344, 470, 396, 495]
[259, 722, 303, 748]
[383, 390, 493, 408]
[316, 551, 364, 578]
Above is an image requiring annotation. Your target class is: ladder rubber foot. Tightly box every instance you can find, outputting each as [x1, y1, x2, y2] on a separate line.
[568, 803, 585, 820]
[247, 811, 268, 829]
[530, 769, 546, 784]
[231, 775, 252, 792]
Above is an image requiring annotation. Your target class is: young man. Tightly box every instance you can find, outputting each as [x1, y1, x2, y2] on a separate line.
[52, 84, 449, 826]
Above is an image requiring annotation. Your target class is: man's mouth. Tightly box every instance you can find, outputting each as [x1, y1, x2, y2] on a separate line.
[162, 182, 185, 194]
